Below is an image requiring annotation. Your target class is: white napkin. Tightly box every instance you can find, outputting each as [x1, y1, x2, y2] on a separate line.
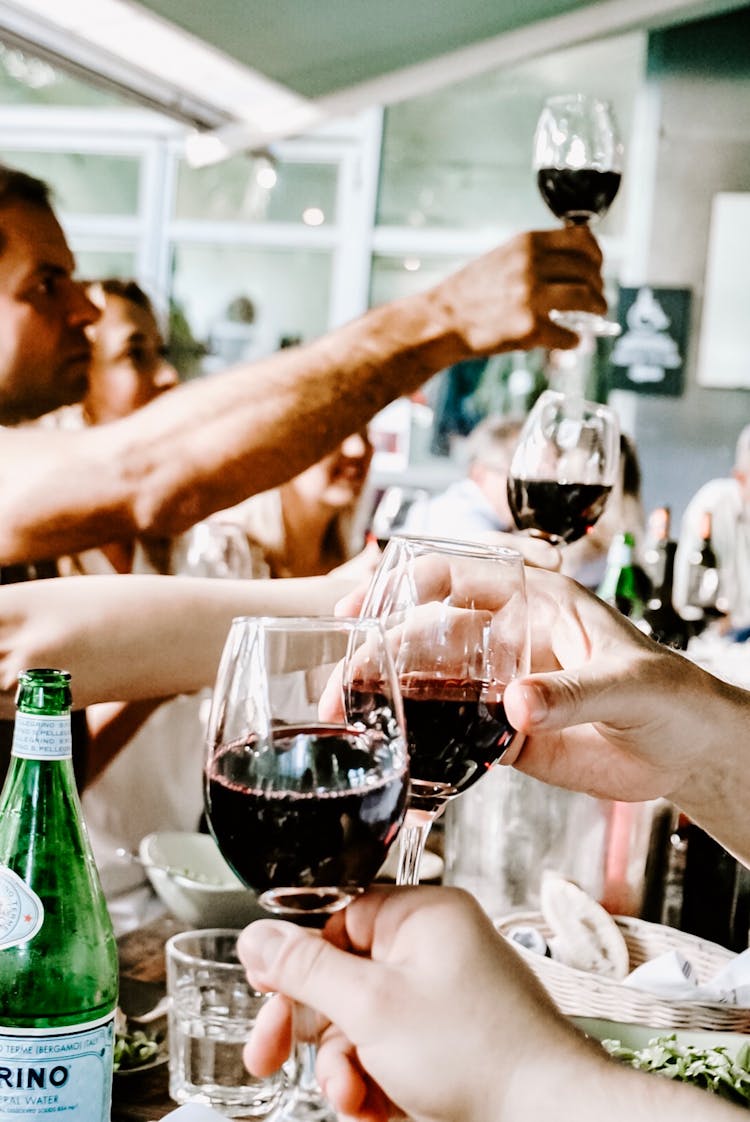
[623, 946, 750, 1006]
[161, 1106, 229, 1122]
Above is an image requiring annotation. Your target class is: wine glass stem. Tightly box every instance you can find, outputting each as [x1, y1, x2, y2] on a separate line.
[282, 1002, 334, 1122]
[396, 816, 433, 886]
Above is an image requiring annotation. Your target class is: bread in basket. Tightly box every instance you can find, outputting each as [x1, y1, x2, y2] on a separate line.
[495, 910, 750, 1033]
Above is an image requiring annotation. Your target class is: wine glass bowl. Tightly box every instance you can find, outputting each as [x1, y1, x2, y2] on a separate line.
[507, 390, 620, 545]
[203, 616, 408, 918]
[361, 535, 529, 883]
[533, 92, 623, 337]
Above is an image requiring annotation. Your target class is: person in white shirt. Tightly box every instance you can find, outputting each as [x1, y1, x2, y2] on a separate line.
[401, 415, 522, 540]
[674, 423, 750, 633]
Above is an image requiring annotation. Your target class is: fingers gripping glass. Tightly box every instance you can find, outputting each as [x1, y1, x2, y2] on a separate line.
[360, 536, 530, 886]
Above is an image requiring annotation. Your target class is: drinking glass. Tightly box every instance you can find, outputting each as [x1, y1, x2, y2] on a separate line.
[204, 616, 408, 1122]
[507, 389, 620, 545]
[360, 536, 529, 885]
[166, 927, 286, 1116]
[533, 92, 623, 337]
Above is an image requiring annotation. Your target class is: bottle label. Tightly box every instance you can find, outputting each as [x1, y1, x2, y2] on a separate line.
[0, 1015, 114, 1120]
[11, 713, 71, 760]
[0, 868, 44, 950]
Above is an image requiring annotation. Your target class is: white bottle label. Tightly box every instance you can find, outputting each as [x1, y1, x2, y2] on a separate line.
[0, 1015, 114, 1121]
[11, 713, 71, 760]
[0, 868, 44, 950]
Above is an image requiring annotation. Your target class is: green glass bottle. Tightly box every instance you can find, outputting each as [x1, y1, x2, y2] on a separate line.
[0, 669, 118, 1121]
[597, 531, 646, 620]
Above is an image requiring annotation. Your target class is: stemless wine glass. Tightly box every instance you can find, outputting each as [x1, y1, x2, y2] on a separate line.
[360, 536, 529, 885]
[507, 389, 620, 545]
[204, 615, 408, 1122]
[533, 92, 623, 337]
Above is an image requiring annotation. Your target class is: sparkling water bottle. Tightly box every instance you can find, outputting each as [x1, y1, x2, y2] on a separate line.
[0, 669, 118, 1120]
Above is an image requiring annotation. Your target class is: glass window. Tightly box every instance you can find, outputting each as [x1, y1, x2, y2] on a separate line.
[73, 248, 138, 280]
[370, 253, 468, 307]
[176, 156, 339, 224]
[170, 244, 333, 371]
[2, 150, 140, 215]
[377, 33, 646, 239]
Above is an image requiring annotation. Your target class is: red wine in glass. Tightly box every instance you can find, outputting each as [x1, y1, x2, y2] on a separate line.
[399, 676, 516, 814]
[533, 93, 623, 337]
[507, 478, 613, 544]
[205, 725, 408, 908]
[536, 167, 621, 225]
[506, 390, 620, 546]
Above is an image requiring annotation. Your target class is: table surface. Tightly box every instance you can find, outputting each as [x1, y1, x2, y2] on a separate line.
[112, 915, 185, 1122]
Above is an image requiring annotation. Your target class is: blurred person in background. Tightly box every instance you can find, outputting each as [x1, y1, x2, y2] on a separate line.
[222, 429, 381, 582]
[674, 423, 750, 637]
[401, 415, 522, 540]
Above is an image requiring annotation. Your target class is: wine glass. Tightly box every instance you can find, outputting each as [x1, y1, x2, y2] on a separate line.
[369, 484, 430, 548]
[360, 535, 529, 885]
[507, 389, 620, 545]
[204, 615, 408, 1122]
[170, 518, 260, 579]
[533, 92, 623, 337]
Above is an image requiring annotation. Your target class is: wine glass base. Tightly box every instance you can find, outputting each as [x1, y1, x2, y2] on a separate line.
[270, 1087, 338, 1122]
[550, 309, 621, 338]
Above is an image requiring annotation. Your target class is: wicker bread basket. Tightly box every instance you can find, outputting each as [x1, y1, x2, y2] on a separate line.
[495, 910, 750, 1033]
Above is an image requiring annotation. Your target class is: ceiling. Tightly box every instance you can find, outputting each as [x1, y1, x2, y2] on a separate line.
[0, 0, 748, 161]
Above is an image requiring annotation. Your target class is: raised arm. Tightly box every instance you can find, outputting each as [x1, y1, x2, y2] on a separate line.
[0, 573, 355, 714]
[0, 228, 604, 564]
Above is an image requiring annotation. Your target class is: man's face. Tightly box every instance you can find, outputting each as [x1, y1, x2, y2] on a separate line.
[83, 292, 178, 424]
[0, 200, 99, 424]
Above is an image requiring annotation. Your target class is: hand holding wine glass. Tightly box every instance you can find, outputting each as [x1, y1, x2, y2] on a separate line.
[204, 615, 408, 1122]
[507, 389, 620, 545]
[534, 92, 623, 337]
[360, 536, 529, 885]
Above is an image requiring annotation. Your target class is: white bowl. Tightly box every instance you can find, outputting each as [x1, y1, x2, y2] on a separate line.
[139, 831, 267, 928]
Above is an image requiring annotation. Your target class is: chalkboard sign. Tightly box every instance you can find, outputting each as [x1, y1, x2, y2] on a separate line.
[609, 286, 691, 397]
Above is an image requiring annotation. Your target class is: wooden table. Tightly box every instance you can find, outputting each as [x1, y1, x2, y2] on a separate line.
[112, 915, 185, 1122]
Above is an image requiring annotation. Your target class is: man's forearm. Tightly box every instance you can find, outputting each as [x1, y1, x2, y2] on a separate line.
[0, 287, 454, 564]
[0, 228, 605, 564]
[670, 672, 750, 869]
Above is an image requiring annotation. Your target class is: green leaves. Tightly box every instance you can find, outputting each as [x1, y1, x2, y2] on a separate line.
[113, 1024, 165, 1072]
[603, 1034, 750, 1107]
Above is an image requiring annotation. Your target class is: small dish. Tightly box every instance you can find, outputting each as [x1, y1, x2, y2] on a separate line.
[139, 831, 268, 928]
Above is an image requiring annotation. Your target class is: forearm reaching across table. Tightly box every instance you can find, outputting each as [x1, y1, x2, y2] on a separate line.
[0, 572, 355, 713]
[0, 229, 605, 565]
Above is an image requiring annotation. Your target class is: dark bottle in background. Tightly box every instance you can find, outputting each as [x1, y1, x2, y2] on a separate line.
[641, 507, 690, 650]
[669, 815, 750, 952]
[683, 510, 725, 633]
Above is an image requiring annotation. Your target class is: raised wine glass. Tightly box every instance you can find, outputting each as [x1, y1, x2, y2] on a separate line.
[203, 615, 408, 1122]
[534, 92, 623, 337]
[506, 389, 620, 546]
[360, 535, 529, 885]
